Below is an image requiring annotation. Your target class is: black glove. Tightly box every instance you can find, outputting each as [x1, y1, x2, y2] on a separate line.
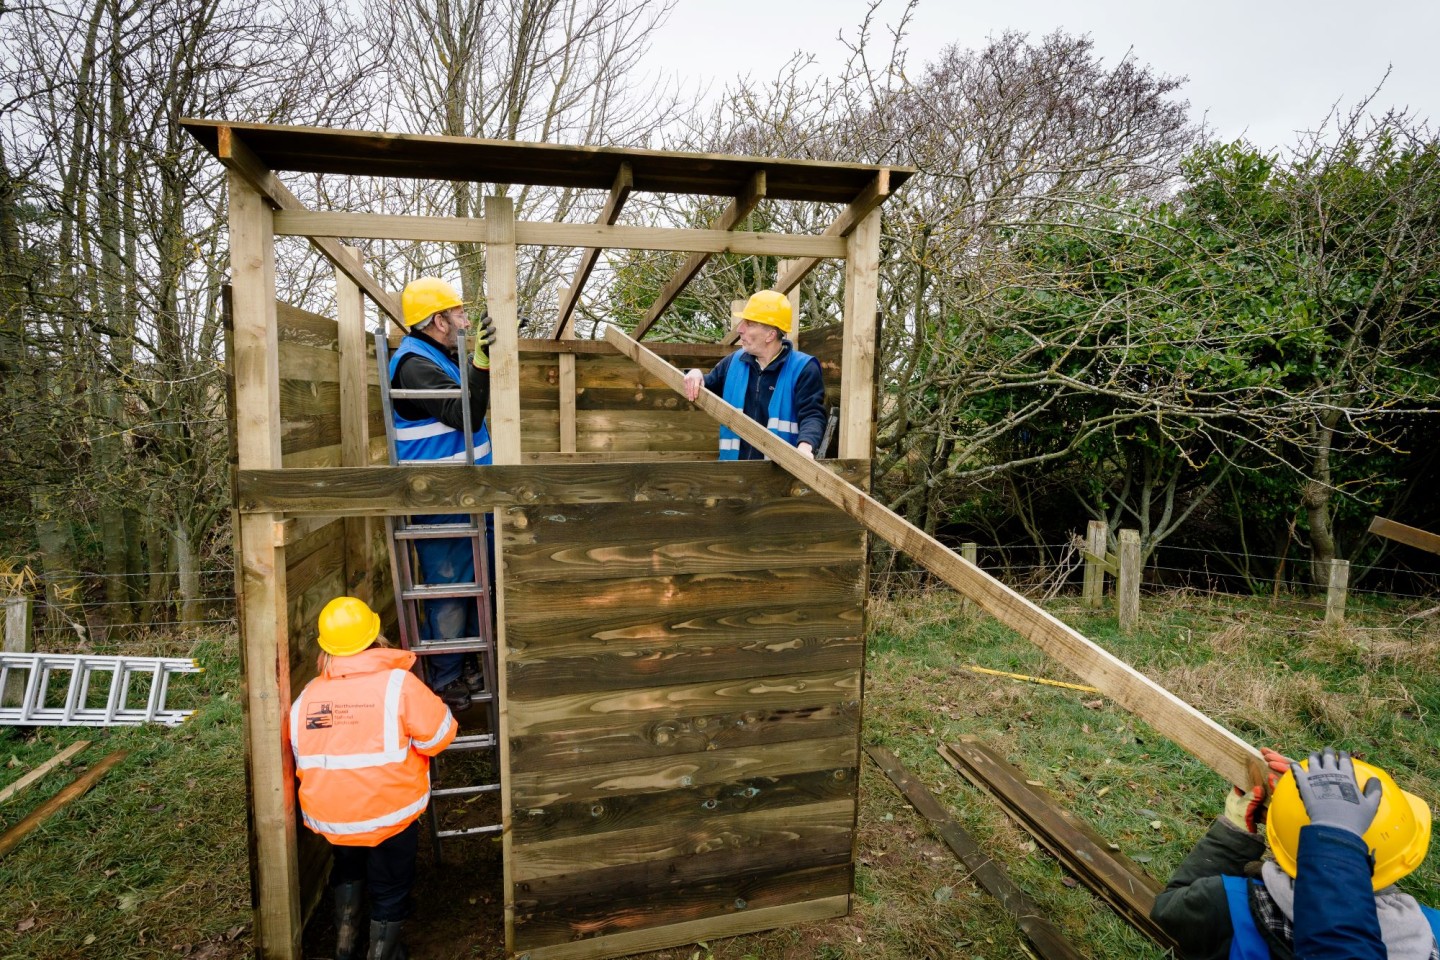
[1292, 747, 1382, 839]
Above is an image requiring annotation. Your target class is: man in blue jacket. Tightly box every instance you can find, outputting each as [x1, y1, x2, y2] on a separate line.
[682, 290, 826, 460]
[1151, 747, 1437, 960]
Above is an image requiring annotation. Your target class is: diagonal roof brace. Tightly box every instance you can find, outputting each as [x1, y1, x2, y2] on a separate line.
[547, 162, 633, 340]
[215, 125, 405, 331]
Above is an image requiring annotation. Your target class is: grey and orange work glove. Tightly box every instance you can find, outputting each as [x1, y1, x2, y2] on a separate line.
[1292, 747, 1383, 839]
[471, 311, 497, 369]
[1223, 746, 1294, 833]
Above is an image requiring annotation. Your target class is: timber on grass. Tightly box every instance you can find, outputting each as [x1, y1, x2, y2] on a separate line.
[0, 749, 127, 858]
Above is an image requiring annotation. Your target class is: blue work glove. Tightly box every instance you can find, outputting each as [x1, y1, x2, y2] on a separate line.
[1292, 747, 1382, 839]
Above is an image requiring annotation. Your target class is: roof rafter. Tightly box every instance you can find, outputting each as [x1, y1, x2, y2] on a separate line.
[547, 162, 633, 339]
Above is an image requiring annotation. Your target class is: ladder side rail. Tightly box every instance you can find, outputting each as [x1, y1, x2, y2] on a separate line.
[456, 330, 476, 468]
[70, 661, 97, 722]
[17, 657, 41, 722]
[151, 663, 174, 723]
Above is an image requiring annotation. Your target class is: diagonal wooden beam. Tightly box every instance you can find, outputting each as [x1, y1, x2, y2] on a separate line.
[216, 125, 404, 329]
[1369, 516, 1440, 556]
[631, 171, 766, 341]
[547, 163, 633, 340]
[774, 169, 891, 295]
[604, 325, 1267, 792]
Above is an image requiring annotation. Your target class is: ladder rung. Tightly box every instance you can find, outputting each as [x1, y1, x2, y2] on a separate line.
[433, 783, 501, 799]
[402, 584, 490, 601]
[447, 733, 498, 751]
[436, 823, 503, 839]
[390, 388, 463, 399]
[409, 638, 493, 655]
[392, 523, 484, 539]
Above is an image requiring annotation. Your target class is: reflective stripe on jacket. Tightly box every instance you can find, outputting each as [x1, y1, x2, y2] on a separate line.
[388, 335, 492, 465]
[717, 346, 814, 460]
[288, 647, 457, 846]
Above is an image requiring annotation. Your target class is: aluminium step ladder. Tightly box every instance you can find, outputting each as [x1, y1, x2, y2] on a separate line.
[375, 329, 502, 862]
[0, 653, 201, 727]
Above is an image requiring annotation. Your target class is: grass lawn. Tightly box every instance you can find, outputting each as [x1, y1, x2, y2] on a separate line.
[2, 589, 1436, 959]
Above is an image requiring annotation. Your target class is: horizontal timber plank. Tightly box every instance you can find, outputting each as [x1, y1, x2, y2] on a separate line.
[518, 451, 715, 464]
[278, 342, 339, 384]
[519, 338, 730, 360]
[1368, 516, 1440, 556]
[237, 461, 867, 516]
[520, 894, 849, 960]
[511, 765, 856, 845]
[506, 666, 861, 738]
[608, 326, 1265, 789]
[503, 564, 864, 649]
[280, 412, 341, 456]
[511, 798, 855, 882]
[279, 378, 339, 420]
[938, 737, 1176, 950]
[502, 500, 863, 582]
[277, 301, 338, 348]
[509, 734, 857, 811]
[516, 860, 853, 949]
[506, 634, 863, 702]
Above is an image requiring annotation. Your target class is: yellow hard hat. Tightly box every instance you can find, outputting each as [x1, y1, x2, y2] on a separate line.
[1267, 757, 1431, 890]
[740, 290, 792, 335]
[317, 596, 381, 657]
[401, 277, 463, 328]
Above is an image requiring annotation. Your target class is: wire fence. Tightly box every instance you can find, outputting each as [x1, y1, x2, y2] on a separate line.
[12, 534, 1440, 645]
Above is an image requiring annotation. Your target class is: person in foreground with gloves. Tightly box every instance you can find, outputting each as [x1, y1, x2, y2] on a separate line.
[1152, 746, 1437, 960]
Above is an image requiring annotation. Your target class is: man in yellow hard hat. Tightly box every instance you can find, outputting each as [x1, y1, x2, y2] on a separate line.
[390, 277, 497, 712]
[681, 290, 826, 461]
[1151, 746, 1437, 960]
[288, 596, 457, 960]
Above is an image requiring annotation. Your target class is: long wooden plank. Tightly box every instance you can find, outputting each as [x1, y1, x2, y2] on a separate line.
[509, 700, 860, 774]
[215, 127, 402, 326]
[550, 162, 633, 339]
[237, 460, 867, 516]
[606, 326, 1265, 789]
[775, 170, 891, 295]
[938, 739, 1178, 951]
[1369, 516, 1440, 556]
[865, 745, 1086, 960]
[522, 895, 849, 960]
[518, 338, 731, 359]
[0, 750, 127, 857]
[336, 245, 373, 602]
[487, 195, 522, 465]
[0, 741, 90, 806]
[839, 205, 881, 458]
[632, 171, 766, 341]
[510, 735, 857, 812]
[271, 210, 846, 258]
[517, 860, 852, 950]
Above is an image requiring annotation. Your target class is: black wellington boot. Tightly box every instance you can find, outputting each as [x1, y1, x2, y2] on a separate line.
[367, 919, 408, 960]
[333, 881, 364, 960]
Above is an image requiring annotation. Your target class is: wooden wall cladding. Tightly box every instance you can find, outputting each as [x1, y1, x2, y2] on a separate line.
[519, 344, 728, 455]
[499, 462, 868, 959]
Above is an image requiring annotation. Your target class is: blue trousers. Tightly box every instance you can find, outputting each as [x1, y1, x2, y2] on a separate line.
[412, 513, 494, 691]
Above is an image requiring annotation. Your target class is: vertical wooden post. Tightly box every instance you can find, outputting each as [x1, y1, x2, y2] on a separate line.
[1082, 520, 1108, 609]
[839, 207, 881, 459]
[228, 170, 301, 960]
[558, 351, 577, 454]
[336, 245, 373, 604]
[1117, 529, 1141, 635]
[778, 258, 801, 350]
[960, 543, 978, 614]
[1325, 559, 1350, 628]
[484, 193, 520, 953]
[485, 195, 521, 466]
[3, 595, 33, 705]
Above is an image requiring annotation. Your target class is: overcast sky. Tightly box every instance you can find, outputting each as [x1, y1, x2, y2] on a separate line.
[643, 0, 1439, 152]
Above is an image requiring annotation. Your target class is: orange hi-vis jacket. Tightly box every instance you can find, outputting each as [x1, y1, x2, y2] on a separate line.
[288, 647, 457, 846]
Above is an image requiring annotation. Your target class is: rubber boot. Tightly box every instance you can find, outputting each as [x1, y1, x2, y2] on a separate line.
[332, 881, 364, 960]
[367, 919, 408, 960]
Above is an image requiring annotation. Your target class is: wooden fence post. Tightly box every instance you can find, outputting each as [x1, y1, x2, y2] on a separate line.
[1118, 530, 1141, 635]
[1082, 521, 1108, 609]
[3, 595, 33, 705]
[960, 542, 978, 614]
[1325, 559, 1350, 628]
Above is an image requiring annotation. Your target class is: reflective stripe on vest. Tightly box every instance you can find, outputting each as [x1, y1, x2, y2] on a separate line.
[302, 790, 431, 838]
[1221, 874, 1273, 960]
[388, 335, 492, 465]
[717, 347, 812, 460]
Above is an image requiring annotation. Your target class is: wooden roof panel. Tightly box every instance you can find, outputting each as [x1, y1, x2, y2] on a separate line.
[181, 119, 913, 203]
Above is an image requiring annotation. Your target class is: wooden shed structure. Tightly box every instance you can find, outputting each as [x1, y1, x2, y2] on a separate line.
[186, 119, 913, 960]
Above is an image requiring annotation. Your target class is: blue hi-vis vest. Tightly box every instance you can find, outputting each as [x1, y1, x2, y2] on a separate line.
[717, 347, 813, 460]
[388, 336, 491, 465]
[1221, 874, 1440, 959]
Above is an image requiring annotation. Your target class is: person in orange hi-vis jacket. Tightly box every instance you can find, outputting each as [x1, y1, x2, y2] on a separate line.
[288, 596, 457, 960]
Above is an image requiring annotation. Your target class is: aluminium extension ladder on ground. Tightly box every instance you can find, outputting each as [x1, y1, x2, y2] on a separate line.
[0, 652, 201, 727]
[374, 329, 502, 862]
